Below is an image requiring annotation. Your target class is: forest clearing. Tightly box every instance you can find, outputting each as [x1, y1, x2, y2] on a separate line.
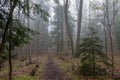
[0, 0, 120, 80]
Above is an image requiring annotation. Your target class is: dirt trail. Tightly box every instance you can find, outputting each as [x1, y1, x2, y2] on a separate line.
[41, 55, 69, 80]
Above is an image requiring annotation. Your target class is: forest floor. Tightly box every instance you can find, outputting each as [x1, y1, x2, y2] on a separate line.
[0, 55, 47, 80]
[41, 55, 69, 80]
[0, 54, 120, 80]
[0, 55, 69, 80]
[55, 55, 120, 80]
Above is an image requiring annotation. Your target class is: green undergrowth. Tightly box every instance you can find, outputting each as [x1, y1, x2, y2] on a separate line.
[0, 55, 47, 80]
[13, 75, 38, 80]
[55, 57, 111, 80]
[55, 57, 80, 80]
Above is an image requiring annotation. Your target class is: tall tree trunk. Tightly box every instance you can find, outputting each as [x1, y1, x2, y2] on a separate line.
[91, 33, 95, 80]
[9, 42, 12, 80]
[103, 11, 108, 56]
[9, 26, 12, 80]
[26, 0, 32, 63]
[75, 0, 84, 54]
[110, 0, 116, 77]
[106, 0, 114, 77]
[63, 0, 74, 56]
[37, 21, 40, 61]
[28, 22, 32, 63]
[0, 1, 18, 59]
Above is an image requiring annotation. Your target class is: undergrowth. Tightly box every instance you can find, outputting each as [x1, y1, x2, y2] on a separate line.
[55, 56, 112, 80]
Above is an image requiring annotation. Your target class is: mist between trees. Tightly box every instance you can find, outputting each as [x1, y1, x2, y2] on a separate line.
[0, 0, 120, 80]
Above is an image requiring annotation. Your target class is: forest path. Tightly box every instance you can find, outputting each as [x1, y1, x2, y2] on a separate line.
[41, 55, 69, 80]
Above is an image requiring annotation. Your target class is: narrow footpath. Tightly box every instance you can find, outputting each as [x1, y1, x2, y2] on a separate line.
[41, 55, 69, 80]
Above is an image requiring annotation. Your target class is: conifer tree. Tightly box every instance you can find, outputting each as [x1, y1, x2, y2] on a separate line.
[77, 27, 111, 79]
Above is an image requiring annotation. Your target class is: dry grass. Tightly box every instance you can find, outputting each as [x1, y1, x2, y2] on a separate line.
[0, 55, 47, 80]
[54, 55, 120, 80]
[114, 54, 120, 77]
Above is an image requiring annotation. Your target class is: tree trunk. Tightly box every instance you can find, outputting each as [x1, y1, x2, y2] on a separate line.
[9, 42, 12, 80]
[63, 0, 74, 56]
[26, 0, 32, 63]
[9, 26, 12, 80]
[0, 1, 18, 59]
[75, 0, 84, 54]
[105, 0, 114, 77]
[103, 12, 108, 56]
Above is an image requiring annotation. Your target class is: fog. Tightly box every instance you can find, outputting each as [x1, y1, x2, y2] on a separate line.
[0, 0, 120, 80]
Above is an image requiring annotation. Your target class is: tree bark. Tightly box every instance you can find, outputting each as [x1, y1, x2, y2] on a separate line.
[26, 0, 32, 63]
[9, 42, 12, 80]
[75, 0, 84, 54]
[0, 1, 18, 58]
[9, 26, 12, 80]
[105, 0, 115, 77]
[63, 0, 74, 56]
[103, 11, 108, 56]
